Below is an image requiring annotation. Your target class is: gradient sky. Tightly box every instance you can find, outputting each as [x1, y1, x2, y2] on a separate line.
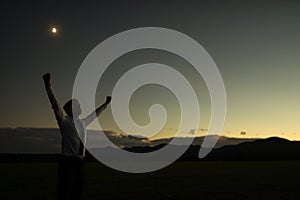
[1, 0, 300, 140]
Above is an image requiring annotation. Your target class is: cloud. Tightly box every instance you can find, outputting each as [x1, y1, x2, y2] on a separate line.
[199, 128, 208, 132]
[240, 131, 246, 135]
[188, 129, 197, 135]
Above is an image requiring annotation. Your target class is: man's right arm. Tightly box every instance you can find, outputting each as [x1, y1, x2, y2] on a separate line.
[43, 73, 65, 124]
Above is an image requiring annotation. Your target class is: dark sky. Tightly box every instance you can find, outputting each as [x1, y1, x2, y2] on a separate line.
[1, 0, 300, 140]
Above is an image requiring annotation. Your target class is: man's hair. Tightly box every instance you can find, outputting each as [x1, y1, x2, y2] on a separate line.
[63, 99, 79, 115]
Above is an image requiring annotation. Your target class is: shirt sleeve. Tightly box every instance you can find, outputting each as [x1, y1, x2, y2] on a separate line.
[82, 103, 107, 127]
[45, 86, 65, 125]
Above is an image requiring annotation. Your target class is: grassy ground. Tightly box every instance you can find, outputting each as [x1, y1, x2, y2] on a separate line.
[1, 161, 300, 199]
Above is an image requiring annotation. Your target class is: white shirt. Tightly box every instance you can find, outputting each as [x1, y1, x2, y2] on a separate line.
[45, 86, 107, 158]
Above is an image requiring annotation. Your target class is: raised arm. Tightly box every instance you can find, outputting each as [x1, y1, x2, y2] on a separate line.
[83, 96, 112, 126]
[43, 73, 65, 125]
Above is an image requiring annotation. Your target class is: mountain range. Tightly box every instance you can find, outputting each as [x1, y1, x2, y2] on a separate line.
[0, 127, 256, 153]
[1, 128, 300, 162]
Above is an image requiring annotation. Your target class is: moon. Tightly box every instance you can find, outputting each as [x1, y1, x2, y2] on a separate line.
[52, 27, 57, 33]
[50, 26, 58, 35]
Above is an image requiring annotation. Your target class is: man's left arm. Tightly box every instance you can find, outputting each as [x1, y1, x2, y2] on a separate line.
[83, 96, 112, 126]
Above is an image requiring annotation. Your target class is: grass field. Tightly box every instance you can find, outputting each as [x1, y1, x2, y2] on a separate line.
[1, 161, 300, 199]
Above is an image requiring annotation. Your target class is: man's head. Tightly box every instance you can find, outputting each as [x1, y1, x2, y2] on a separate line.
[63, 99, 82, 118]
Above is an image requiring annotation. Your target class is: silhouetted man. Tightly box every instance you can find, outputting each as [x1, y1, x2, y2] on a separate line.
[42, 73, 111, 200]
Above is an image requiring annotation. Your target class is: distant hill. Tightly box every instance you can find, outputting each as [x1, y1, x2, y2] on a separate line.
[0, 127, 150, 153]
[151, 135, 256, 148]
[0, 127, 60, 154]
[1, 137, 300, 162]
[121, 137, 300, 161]
[2, 127, 299, 162]
[204, 137, 300, 161]
[0, 127, 257, 154]
[81, 137, 300, 161]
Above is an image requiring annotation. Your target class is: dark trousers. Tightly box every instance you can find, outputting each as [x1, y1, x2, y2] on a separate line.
[57, 156, 84, 200]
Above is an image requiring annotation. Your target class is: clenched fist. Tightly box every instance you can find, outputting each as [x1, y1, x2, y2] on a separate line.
[105, 96, 112, 105]
[43, 73, 51, 87]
